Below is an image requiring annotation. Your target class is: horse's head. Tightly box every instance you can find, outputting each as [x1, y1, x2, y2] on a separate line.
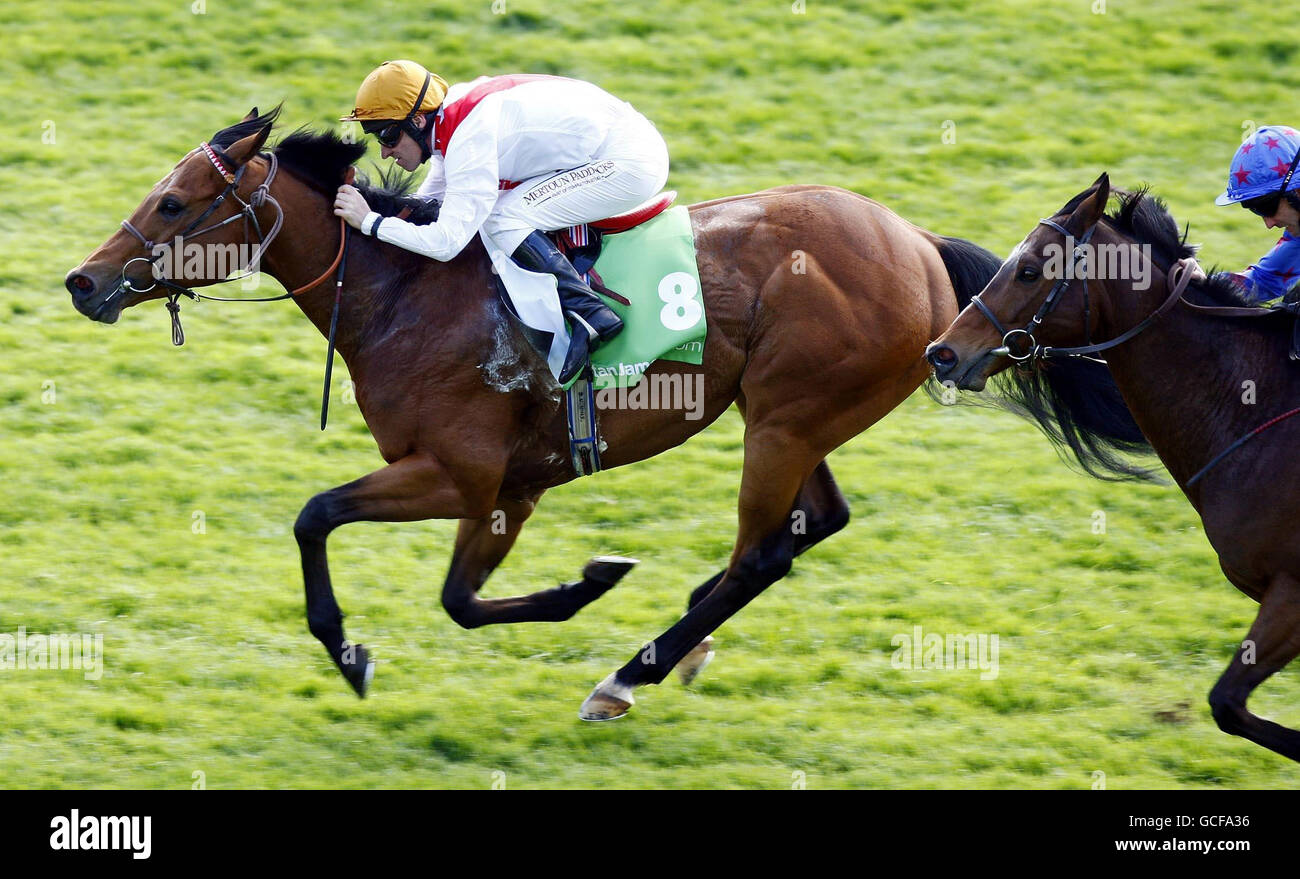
[65, 107, 279, 324]
[927, 173, 1112, 390]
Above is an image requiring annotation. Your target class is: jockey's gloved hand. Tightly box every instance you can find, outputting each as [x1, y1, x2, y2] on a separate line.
[334, 185, 371, 230]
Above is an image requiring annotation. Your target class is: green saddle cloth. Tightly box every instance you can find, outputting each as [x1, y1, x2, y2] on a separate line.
[585, 205, 706, 390]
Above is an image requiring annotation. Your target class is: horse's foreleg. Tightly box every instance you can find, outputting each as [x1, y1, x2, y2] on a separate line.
[677, 459, 851, 685]
[581, 427, 818, 719]
[1207, 571, 1300, 761]
[440, 492, 636, 628]
[295, 452, 492, 697]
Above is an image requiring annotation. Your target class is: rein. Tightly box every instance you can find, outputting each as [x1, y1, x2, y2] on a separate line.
[119, 142, 355, 428]
[1186, 406, 1300, 487]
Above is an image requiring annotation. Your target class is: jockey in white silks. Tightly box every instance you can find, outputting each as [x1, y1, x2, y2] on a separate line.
[335, 60, 670, 383]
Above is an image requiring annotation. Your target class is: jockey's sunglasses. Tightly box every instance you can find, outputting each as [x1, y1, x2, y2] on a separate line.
[375, 122, 405, 149]
[362, 120, 405, 149]
[1243, 150, 1300, 217]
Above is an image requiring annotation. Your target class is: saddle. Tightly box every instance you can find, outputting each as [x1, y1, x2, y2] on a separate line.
[501, 190, 677, 478]
[494, 191, 677, 339]
[549, 190, 678, 303]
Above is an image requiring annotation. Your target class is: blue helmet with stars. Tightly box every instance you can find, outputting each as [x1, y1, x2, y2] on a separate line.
[1216, 124, 1300, 206]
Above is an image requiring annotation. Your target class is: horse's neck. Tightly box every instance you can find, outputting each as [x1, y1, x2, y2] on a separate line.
[256, 172, 484, 367]
[1098, 264, 1287, 490]
[258, 199, 353, 337]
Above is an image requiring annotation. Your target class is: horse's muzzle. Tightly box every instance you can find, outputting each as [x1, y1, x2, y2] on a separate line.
[65, 266, 128, 323]
[925, 341, 995, 391]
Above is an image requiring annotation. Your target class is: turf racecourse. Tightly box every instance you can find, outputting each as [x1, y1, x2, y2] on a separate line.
[4, 0, 1300, 788]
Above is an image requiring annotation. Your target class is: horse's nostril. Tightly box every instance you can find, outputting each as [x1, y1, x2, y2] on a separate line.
[927, 346, 956, 367]
[66, 273, 95, 296]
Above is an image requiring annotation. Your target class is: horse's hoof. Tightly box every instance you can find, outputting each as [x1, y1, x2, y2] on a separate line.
[339, 643, 373, 699]
[579, 672, 635, 721]
[677, 636, 715, 686]
[583, 555, 639, 587]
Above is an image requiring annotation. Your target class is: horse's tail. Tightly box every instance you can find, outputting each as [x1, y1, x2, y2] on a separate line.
[992, 355, 1156, 481]
[934, 236, 1002, 311]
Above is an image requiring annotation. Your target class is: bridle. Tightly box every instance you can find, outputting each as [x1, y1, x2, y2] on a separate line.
[966, 213, 1290, 490]
[117, 141, 349, 345]
[969, 217, 1196, 366]
[116, 139, 354, 429]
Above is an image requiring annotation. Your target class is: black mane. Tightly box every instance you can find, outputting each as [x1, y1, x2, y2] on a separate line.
[272, 128, 366, 194]
[272, 128, 441, 223]
[1062, 186, 1251, 307]
[207, 106, 442, 224]
[1060, 186, 1195, 268]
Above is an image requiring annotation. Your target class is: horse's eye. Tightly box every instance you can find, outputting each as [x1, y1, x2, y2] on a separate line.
[158, 198, 184, 218]
[1017, 266, 1040, 283]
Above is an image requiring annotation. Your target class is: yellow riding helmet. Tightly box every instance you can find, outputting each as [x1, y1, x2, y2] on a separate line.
[340, 60, 448, 122]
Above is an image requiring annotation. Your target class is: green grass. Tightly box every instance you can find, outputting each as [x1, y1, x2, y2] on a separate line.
[3, 0, 1299, 788]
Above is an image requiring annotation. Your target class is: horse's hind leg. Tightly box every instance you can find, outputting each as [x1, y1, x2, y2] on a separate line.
[684, 460, 850, 610]
[677, 459, 850, 685]
[1208, 570, 1300, 762]
[440, 492, 636, 628]
[581, 425, 820, 719]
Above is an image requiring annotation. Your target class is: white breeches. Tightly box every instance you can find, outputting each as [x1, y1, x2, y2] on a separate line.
[480, 110, 670, 255]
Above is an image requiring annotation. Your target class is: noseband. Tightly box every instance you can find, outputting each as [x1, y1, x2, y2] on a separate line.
[969, 218, 1196, 365]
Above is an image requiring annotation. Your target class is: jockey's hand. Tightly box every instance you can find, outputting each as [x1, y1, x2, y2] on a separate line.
[333, 184, 370, 230]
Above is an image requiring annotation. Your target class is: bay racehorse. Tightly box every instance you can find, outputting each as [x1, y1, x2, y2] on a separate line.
[67, 107, 1002, 720]
[927, 173, 1300, 762]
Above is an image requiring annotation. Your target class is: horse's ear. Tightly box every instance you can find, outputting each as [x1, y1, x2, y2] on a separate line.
[1065, 172, 1110, 236]
[241, 107, 259, 122]
[223, 123, 273, 167]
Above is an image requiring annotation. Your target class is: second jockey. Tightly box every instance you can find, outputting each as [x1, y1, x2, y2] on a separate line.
[1214, 124, 1300, 303]
[335, 60, 671, 383]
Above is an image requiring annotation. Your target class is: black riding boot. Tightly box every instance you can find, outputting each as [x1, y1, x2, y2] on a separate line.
[511, 230, 623, 383]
